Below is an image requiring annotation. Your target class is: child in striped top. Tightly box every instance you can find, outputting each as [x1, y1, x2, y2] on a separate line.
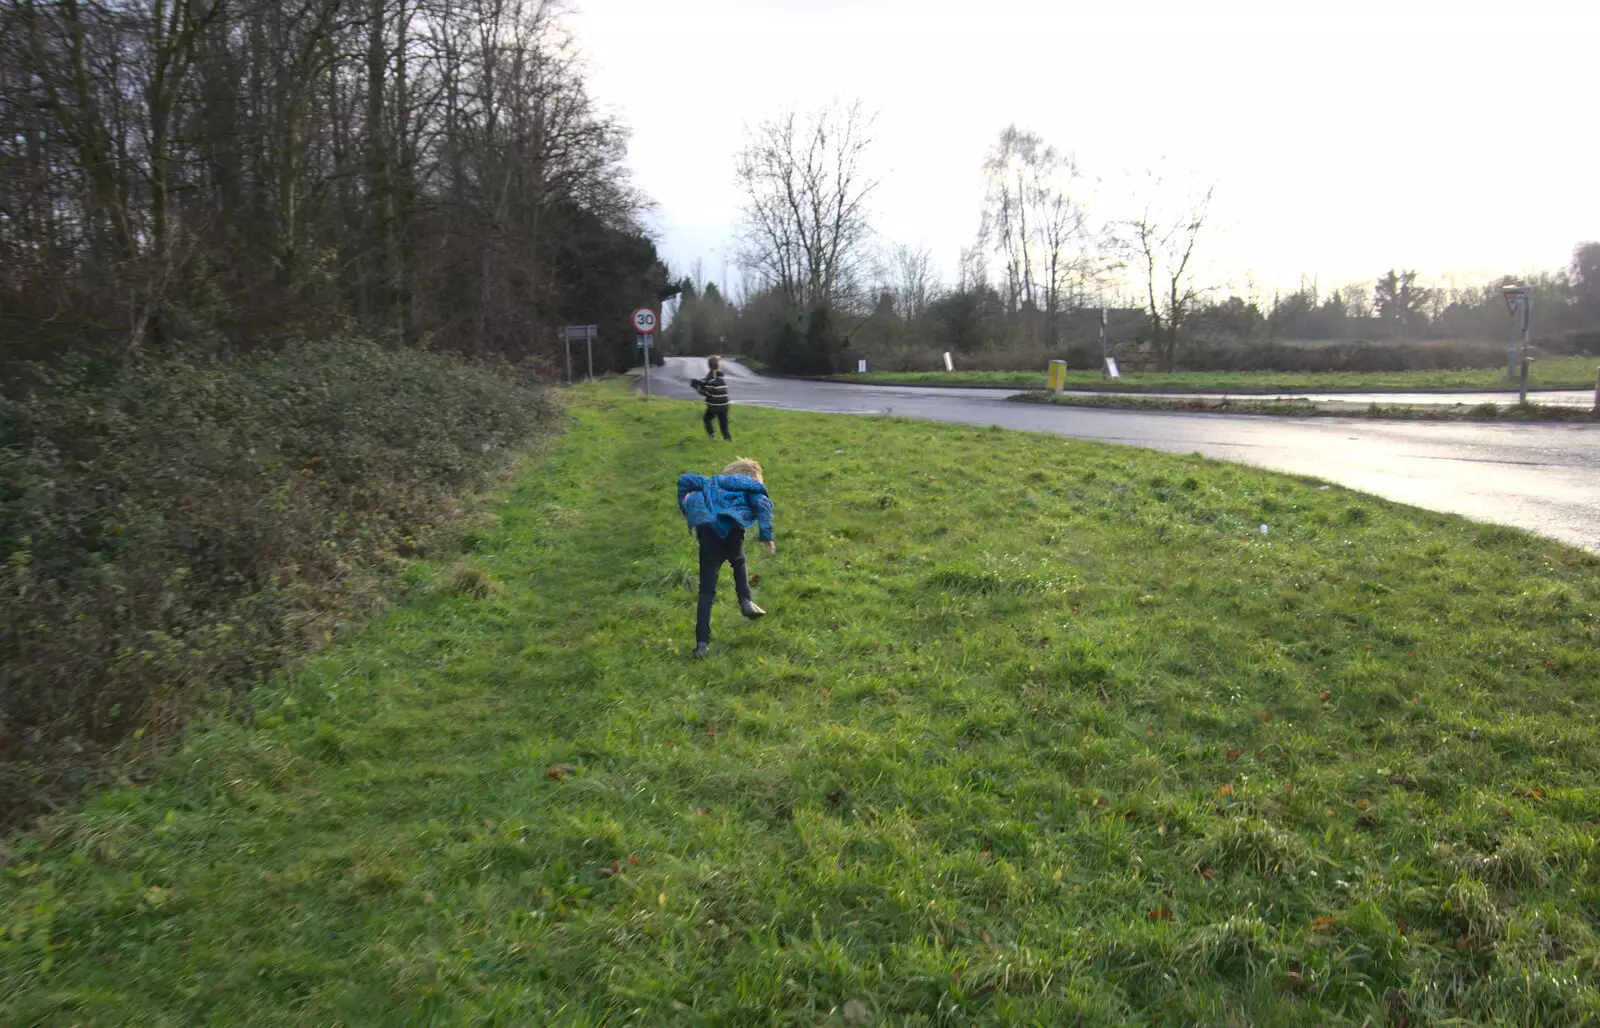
[691, 355, 732, 440]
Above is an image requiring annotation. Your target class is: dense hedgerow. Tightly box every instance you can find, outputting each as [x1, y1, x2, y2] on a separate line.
[850, 335, 1599, 376]
[0, 340, 560, 825]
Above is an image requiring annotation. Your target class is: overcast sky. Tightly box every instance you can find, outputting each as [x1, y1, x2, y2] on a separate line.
[571, 0, 1598, 301]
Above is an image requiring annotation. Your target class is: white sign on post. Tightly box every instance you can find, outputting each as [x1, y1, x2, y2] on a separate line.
[631, 307, 657, 397]
[943, 352, 954, 372]
[1104, 357, 1120, 379]
[858, 359, 867, 373]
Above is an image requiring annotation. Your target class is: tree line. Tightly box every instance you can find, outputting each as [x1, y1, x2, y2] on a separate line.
[1193, 260, 1600, 346]
[703, 102, 1600, 373]
[0, 0, 666, 372]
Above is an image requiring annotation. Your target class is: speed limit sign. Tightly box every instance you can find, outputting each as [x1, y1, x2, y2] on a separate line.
[631, 307, 657, 335]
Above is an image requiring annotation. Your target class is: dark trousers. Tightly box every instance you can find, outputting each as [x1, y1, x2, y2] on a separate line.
[696, 525, 749, 644]
[703, 405, 730, 440]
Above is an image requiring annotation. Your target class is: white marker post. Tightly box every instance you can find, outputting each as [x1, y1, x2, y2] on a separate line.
[858, 359, 867, 373]
[943, 351, 954, 372]
[632, 306, 658, 396]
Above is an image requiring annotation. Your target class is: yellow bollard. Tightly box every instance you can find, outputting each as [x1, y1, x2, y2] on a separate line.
[1048, 360, 1067, 392]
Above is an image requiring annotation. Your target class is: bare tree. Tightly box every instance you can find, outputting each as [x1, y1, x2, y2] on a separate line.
[0, 0, 656, 368]
[1030, 154, 1092, 347]
[977, 125, 1098, 347]
[980, 125, 1042, 316]
[734, 100, 877, 315]
[1118, 172, 1215, 370]
[957, 244, 988, 294]
[1342, 282, 1373, 319]
[889, 243, 936, 322]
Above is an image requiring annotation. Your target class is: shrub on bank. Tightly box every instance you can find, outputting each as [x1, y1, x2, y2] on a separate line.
[0, 340, 560, 825]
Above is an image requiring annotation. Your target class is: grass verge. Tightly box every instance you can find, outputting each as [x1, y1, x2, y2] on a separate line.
[4, 382, 1600, 1024]
[1012, 391, 1600, 421]
[832, 355, 1600, 393]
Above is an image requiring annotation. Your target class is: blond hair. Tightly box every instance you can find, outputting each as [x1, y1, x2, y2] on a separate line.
[723, 457, 763, 482]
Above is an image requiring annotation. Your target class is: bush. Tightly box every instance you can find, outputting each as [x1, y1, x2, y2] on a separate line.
[755, 307, 848, 375]
[1180, 339, 1510, 373]
[1535, 329, 1600, 356]
[0, 340, 559, 826]
[851, 342, 1100, 374]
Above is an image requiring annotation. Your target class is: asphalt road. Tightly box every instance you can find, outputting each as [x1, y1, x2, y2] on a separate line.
[646, 357, 1600, 552]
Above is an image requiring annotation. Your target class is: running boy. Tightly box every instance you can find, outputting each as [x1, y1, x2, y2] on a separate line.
[677, 457, 775, 658]
[690, 355, 732, 440]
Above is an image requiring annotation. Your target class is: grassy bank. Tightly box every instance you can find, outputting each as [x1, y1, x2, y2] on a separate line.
[5, 383, 1600, 1024]
[1012, 391, 1600, 421]
[0, 342, 558, 828]
[831, 355, 1600, 393]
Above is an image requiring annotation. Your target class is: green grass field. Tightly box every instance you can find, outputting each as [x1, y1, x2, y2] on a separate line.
[834, 355, 1600, 393]
[5, 384, 1600, 1024]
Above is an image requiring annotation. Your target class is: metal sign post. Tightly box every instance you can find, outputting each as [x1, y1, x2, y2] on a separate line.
[562, 325, 597, 384]
[1503, 286, 1531, 380]
[1099, 308, 1108, 378]
[632, 307, 657, 397]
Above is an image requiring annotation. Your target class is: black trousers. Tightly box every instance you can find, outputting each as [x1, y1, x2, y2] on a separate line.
[703, 405, 730, 439]
[696, 525, 750, 644]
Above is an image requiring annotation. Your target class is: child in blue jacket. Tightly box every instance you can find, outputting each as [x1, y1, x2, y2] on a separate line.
[678, 457, 775, 658]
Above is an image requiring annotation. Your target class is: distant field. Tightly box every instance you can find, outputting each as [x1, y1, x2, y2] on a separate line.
[830, 355, 1600, 394]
